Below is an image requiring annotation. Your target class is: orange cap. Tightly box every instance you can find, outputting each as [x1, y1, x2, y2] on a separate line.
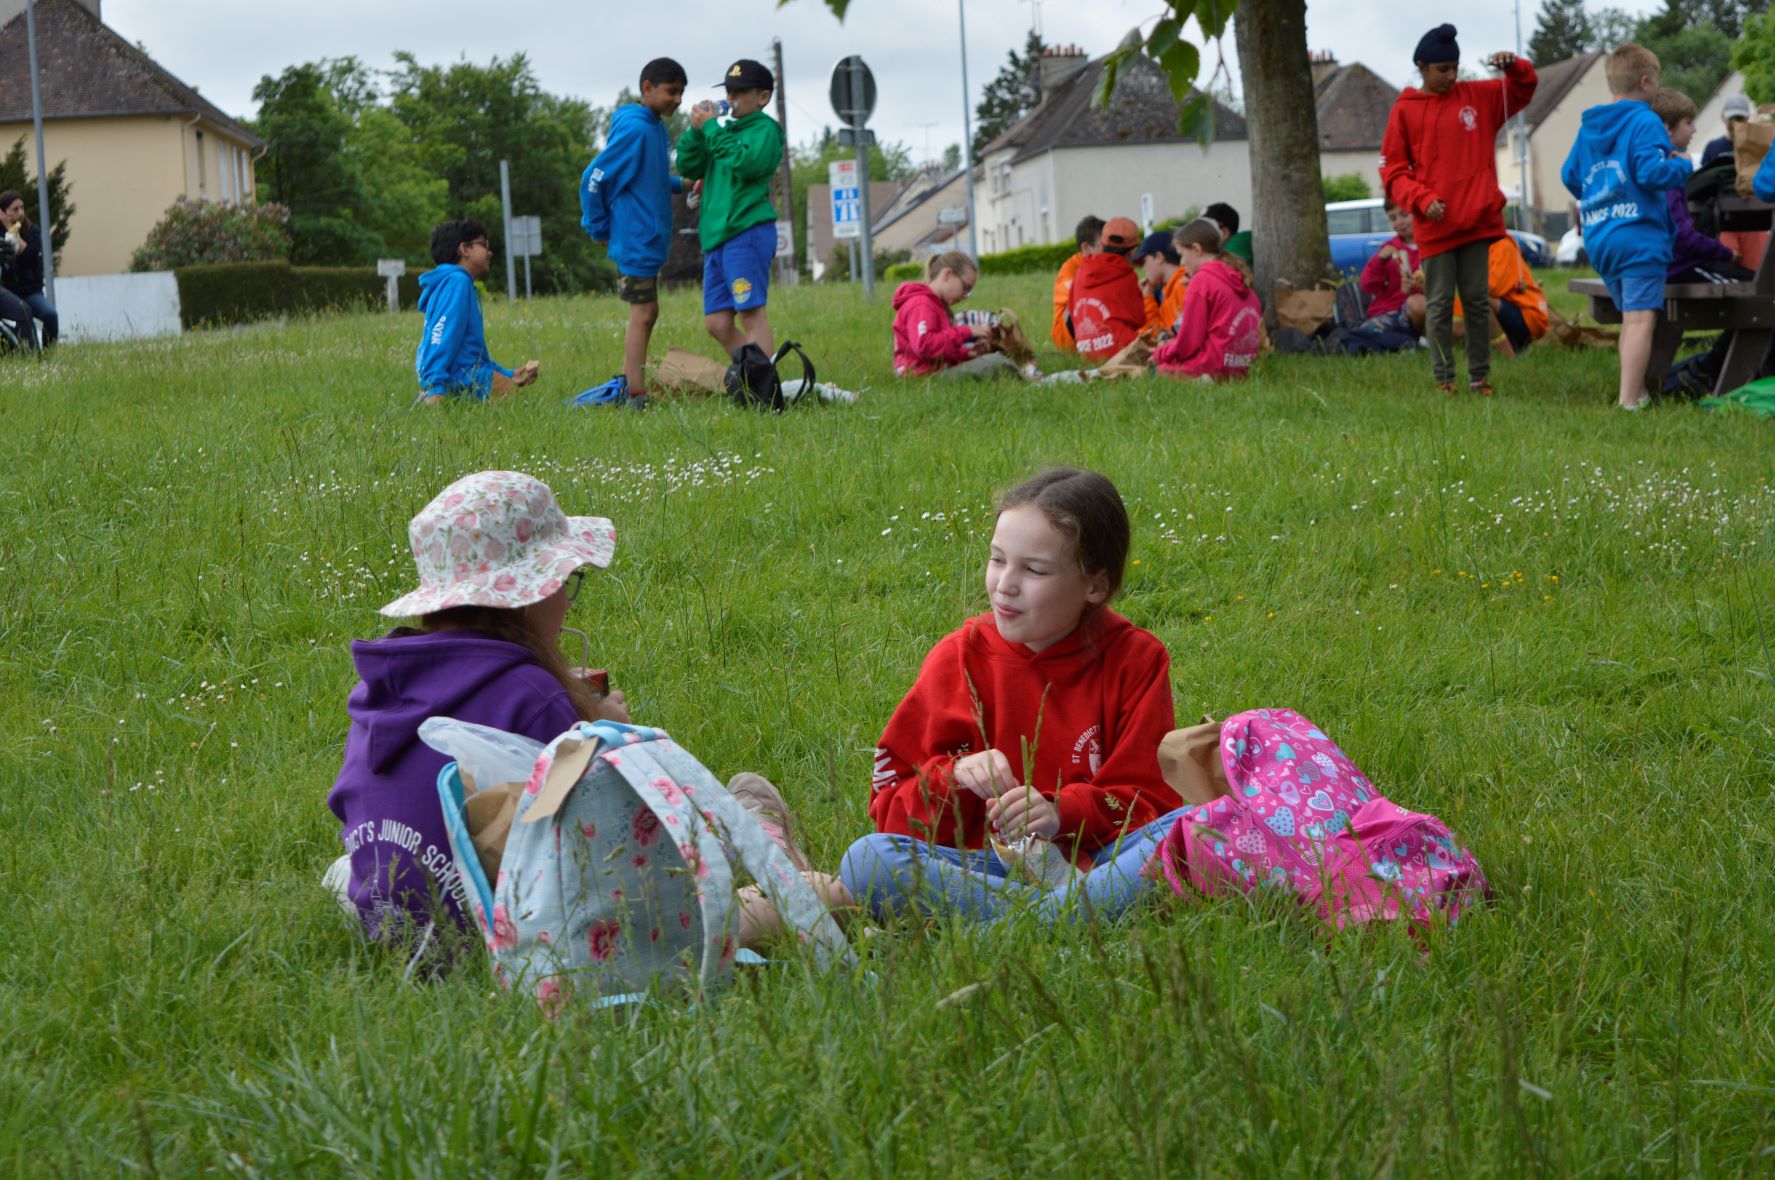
[1101, 217, 1141, 249]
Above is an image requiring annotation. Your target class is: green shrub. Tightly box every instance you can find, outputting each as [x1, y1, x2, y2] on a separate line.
[882, 239, 1079, 285]
[172, 262, 425, 329]
[130, 198, 292, 271]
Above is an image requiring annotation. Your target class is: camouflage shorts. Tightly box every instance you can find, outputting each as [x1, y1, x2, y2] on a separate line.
[617, 273, 660, 304]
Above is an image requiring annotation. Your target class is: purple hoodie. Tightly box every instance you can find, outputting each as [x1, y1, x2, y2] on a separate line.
[1666, 189, 1734, 279]
[326, 629, 580, 940]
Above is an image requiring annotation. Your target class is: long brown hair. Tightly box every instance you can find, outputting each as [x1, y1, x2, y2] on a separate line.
[997, 468, 1131, 607]
[925, 250, 977, 283]
[420, 605, 601, 721]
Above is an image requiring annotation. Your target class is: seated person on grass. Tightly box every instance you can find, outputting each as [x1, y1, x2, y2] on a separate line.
[1151, 218, 1263, 382]
[1206, 202, 1251, 267]
[415, 219, 538, 405]
[1136, 231, 1188, 338]
[1359, 198, 1426, 337]
[1068, 216, 1146, 360]
[1051, 214, 1104, 351]
[1454, 236, 1549, 357]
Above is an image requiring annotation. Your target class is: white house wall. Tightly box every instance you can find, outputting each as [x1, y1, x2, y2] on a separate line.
[1493, 57, 1611, 235]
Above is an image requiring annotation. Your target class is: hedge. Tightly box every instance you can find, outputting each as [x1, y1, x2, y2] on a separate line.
[882, 239, 1078, 284]
[172, 262, 426, 329]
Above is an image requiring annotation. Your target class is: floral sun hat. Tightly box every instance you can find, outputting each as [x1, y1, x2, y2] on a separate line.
[379, 471, 615, 617]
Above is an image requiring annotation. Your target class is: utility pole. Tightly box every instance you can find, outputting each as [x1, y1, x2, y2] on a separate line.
[25, 0, 54, 304]
[958, 0, 980, 256]
[498, 159, 517, 302]
[1512, 0, 1534, 234]
[772, 37, 797, 285]
[849, 58, 875, 297]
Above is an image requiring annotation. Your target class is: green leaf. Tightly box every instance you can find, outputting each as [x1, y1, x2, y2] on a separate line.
[1191, 0, 1235, 38]
[1093, 55, 1121, 110]
[1147, 17, 1182, 58]
[1176, 93, 1216, 146]
[1157, 42, 1202, 106]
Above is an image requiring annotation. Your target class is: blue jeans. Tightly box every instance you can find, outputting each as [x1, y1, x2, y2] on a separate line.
[22, 292, 56, 346]
[838, 807, 1192, 926]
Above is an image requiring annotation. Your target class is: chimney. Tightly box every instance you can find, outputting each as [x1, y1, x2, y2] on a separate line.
[1308, 49, 1339, 88]
[1039, 44, 1090, 100]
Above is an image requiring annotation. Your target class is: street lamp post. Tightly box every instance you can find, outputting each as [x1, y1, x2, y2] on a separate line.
[25, 0, 55, 303]
[958, 0, 980, 256]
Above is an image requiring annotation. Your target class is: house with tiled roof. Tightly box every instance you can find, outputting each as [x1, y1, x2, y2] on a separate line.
[0, 0, 264, 275]
[967, 46, 1398, 254]
[1491, 51, 1607, 237]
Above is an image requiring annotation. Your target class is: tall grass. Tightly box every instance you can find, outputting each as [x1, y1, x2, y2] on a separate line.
[2, 271, 1772, 1175]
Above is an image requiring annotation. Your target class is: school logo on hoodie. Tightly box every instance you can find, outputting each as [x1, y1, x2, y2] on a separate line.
[1459, 105, 1478, 132]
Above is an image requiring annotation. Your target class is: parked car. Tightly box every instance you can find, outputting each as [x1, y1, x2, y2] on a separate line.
[1555, 227, 1588, 267]
[1325, 197, 1552, 274]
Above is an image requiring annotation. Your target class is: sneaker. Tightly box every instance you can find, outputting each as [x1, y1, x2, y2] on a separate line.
[726, 772, 813, 872]
[567, 374, 628, 407]
[625, 393, 651, 411]
[1437, 381, 1457, 397]
[1469, 379, 1494, 397]
[1619, 397, 1649, 411]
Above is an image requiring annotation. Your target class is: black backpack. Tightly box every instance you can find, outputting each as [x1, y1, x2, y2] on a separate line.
[725, 340, 816, 412]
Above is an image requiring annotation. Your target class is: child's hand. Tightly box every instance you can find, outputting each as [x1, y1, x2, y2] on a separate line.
[970, 324, 993, 339]
[595, 689, 630, 725]
[514, 361, 540, 387]
[1487, 51, 1517, 70]
[953, 749, 1017, 799]
[689, 101, 719, 130]
[1425, 200, 1446, 221]
[987, 786, 1060, 841]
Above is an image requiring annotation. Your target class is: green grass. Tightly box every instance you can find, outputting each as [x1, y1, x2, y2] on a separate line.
[3, 269, 1774, 1176]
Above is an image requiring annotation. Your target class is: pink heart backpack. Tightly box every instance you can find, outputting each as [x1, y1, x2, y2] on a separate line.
[1154, 709, 1489, 931]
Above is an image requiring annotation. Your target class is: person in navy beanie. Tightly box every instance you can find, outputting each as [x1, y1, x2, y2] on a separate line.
[1381, 25, 1537, 396]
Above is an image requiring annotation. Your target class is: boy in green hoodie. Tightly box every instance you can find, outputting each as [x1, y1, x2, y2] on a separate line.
[678, 58, 785, 357]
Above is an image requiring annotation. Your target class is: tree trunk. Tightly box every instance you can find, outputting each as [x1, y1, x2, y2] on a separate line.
[1234, 0, 1334, 318]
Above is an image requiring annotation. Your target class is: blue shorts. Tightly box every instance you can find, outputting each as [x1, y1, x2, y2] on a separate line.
[703, 221, 776, 315]
[1604, 270, 1666, 314]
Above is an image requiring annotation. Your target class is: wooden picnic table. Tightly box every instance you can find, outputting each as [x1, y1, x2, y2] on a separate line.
[1568, 195, 1775, 396]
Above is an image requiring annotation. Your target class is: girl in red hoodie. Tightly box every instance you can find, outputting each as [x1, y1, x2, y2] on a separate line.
[1380, 24, 1537, 395]
[1152, 219, 1264, 382]
[838, 468, 1186, 924]
[890, 251, 1019, 379]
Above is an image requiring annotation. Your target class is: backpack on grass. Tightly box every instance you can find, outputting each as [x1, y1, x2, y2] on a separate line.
[426, 718, 853, 1011]
[1154, 708, 1488, 932]
[726, 340, 816, 411]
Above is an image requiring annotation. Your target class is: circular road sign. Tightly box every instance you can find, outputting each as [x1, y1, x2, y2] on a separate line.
[829, 55, 877, 125]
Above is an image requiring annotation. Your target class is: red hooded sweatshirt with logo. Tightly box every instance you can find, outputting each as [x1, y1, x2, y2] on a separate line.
[892, 281, 975, 376]
[868, 610, 1181, 867]
[1067, 253, 1146, 359]
[1379, 58, 1537, 259]
[1152, 258, 1263, 381]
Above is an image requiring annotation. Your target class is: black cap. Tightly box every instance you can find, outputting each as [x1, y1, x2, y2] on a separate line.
[718, 59, 774, 91]
[1132, 231, 1180, 264]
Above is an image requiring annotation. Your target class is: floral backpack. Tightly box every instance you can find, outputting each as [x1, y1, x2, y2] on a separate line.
[1154, 709, 1489, 931]
[425, 718, 853, 1011]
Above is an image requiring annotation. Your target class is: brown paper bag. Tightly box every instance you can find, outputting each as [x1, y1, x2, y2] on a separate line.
[651, 347, 730, 396]
[1546, 308, 1618, 351]
[1732, 119, 1775, 198]
[1274, 280, 1338, 335]
[1157, 716, 1230, 806]
[465, 781, 524, 884]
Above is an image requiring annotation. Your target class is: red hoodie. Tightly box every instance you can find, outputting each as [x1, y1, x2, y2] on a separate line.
[1379, 58, 1537, 259]
[1358, 235, 1422, 317]
[869, 610, 1180, 866]
[1152, 258, 1263, 381]
[1067, 253, 1146, 359]
[892, 282, 975, 376]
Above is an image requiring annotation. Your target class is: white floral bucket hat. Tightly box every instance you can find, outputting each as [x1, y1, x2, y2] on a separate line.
[379, 471, 615, 617]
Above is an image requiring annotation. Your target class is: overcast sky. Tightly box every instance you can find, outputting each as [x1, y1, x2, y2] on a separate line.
[106, 0, 1668, 167]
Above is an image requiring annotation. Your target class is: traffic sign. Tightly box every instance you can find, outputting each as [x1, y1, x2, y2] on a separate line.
[828, 55, 877, 125]
[829, 159, 861, 241]
[510, 215, 542, 257]
[775, 219, 795, 260]
[937, 206, 966, 226]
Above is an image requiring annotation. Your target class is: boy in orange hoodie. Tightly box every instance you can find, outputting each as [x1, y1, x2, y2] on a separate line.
[1381, 24, 1537, 396]
[1050, 214, 1105, 351]
[1136, 230, 1189, 337]
[1068, 216, 1146, 359]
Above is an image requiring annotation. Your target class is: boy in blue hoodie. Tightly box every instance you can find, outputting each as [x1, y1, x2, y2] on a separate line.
[415, 219, 538, 404]
[1562, 44, 1695, 410]
[581, 58, 688, 407]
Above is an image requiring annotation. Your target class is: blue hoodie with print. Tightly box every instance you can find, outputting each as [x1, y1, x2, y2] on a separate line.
[581, 103, 683, 278]
[414, 264, 512, 400]
[1561, 99, 1694, 280]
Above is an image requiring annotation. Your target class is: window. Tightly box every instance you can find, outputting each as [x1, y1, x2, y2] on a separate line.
[195, 130, 207, 194]
[1326, 208, 1366, 235]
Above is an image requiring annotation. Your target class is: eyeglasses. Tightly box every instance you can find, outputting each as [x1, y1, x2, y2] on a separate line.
[564, 570, 585, 603]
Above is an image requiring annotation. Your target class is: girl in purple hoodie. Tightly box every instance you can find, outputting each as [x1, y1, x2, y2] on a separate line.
[325, 471, 627, 944]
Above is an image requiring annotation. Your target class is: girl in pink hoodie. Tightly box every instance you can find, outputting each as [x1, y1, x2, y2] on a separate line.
[1152, 219, 1264, 382]
[891, 251, 1019, 379]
